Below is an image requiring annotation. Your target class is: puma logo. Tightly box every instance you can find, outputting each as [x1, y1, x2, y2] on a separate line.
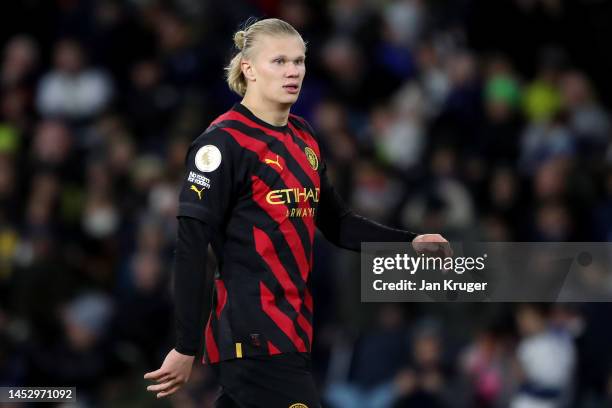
[265, 155, 283, 171]
[190, 185, 204, 200]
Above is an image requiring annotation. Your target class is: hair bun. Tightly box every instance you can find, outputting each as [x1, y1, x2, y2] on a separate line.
[234, 31, 246, 50]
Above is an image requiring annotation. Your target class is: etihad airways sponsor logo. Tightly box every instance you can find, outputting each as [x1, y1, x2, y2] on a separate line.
[265, 187, 320, 205]
[286, 207, 316, 218]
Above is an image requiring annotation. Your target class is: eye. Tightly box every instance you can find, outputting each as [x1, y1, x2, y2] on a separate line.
[295, 59, 305, 65]
[273, 58, 285, 64]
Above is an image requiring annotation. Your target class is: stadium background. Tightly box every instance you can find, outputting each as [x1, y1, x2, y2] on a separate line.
[1, 0, 612, 406]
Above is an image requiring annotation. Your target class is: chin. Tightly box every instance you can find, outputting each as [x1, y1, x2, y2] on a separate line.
[266, 92, 300, 107]
[280, 94, 300, 105]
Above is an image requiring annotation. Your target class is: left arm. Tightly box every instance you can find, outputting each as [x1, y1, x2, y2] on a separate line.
[315, 162, 451, 256]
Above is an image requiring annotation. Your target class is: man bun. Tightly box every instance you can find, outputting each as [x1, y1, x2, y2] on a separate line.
[233, 30, 246, 51]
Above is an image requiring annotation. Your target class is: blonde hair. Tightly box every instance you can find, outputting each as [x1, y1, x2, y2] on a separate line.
[225, 18, 306, 96]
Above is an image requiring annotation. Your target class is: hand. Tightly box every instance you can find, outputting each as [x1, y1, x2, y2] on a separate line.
[412, 234, 453, 257]
[144, 348, 195, 398]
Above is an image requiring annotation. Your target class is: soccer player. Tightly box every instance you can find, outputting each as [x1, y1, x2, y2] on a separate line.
[144, 18, 450, 407]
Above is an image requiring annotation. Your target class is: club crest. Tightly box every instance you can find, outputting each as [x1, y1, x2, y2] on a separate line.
[304, 147, 318, 171]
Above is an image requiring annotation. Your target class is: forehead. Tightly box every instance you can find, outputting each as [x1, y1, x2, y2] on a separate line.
[252, 34, 305, 58]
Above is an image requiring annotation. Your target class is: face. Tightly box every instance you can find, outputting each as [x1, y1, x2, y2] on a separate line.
[55, 41, 83, 74]
[242, 34, 306, 106]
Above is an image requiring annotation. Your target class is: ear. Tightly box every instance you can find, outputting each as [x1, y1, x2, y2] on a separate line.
[241, 59, 256, 82]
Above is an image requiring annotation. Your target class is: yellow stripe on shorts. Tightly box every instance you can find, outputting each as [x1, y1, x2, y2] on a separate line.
[235, 342, 243, 358]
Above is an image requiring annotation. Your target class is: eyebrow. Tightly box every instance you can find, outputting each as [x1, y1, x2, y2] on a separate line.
[272, 55, 306, 60]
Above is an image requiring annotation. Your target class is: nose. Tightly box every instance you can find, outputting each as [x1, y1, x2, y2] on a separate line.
[285, 63, 300, 78]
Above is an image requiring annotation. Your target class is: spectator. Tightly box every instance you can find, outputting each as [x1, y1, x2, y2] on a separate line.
[559, 70, 610, 153]
[510, 304, 576, 408]
[36, 39, 113, 122]
[1, 35, 39, 89]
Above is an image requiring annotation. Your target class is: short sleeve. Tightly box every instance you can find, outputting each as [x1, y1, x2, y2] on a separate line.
[177, 129, 237, 230]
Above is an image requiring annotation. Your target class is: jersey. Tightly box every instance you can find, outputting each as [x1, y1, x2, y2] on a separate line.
[177, 103, 340, 364]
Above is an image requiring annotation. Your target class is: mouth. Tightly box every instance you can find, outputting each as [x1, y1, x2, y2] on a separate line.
[283, 84, 300, 94]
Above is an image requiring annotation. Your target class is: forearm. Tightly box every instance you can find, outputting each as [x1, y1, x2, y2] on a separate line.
[326, 211, 417, 251]
[173, 216, 214, 356]
[316, 173, 417, 251]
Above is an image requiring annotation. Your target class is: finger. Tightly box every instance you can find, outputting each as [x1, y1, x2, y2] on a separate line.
[148, 381, 174, 393]
[147, 379, 177, 393]
[157, 373, 174, 384]
[157, 384, 182, 398]
[437, 245, 448, 258]
[422, 243, 439, 253]
[144, 368, 165, 380]
[432, 244, 445, 255]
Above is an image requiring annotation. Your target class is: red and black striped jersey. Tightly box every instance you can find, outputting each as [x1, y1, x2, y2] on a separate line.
[177, 103, 345, 363]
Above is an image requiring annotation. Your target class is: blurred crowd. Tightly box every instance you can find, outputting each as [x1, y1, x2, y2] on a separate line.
[1, 0, 612, 407]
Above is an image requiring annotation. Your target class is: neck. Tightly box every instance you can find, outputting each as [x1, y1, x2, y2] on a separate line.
[241, 92, 291, 127]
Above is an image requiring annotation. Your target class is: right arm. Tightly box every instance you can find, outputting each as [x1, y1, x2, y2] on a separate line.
[143, 216, 214, 398]
[145, 128, 238, 398]
[173, 216, 215, 356]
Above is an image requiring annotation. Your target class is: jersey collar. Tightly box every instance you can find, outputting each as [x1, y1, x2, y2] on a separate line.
[233, 103, 289, 133]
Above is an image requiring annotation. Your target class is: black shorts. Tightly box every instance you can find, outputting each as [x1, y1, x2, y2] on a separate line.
[212, 352, 321, 408]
